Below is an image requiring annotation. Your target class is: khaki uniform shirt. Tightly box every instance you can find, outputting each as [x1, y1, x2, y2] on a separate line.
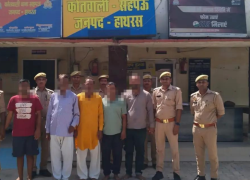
[71, 85, 83, 95]
[190, 89, 225, 124]
[0, 90, 6, 114]
[144, 89, 153, 127]
[35, 87, 54, 119]
[153, 85, 183, 120]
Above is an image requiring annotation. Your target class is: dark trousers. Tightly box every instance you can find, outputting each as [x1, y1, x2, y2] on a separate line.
[102, 133, 123, 176]
[125, 128, 146, 175]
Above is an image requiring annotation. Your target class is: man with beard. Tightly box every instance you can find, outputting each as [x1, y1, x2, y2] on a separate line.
[70, 71, 84, 95]
[32, 73, 54, 178]
[190, 75, 225, 180]
[152, 72, 182, 180]
[122, 74, 154, 180]
[5, 79, 43, 180]
[142, 74, 156, 170]
[98, 75, 109, 98]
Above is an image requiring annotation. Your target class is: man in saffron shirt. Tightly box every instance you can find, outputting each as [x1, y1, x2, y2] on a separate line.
[5, 79, 43, 180]
[75, 76, 104, 180]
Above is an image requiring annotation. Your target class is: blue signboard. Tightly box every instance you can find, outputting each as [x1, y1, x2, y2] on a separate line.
[0, 0, 61, 38]
[63, 0, 157, 38]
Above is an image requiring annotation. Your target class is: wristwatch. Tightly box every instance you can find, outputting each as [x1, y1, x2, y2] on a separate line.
[175, 122, 180, 126]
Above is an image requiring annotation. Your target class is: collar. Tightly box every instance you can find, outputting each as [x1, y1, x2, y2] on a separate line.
[104, 96, 118, 102]
[160, 85, 173, 92]
[99, 88, 106, 93]
[35, 87, 47, 92]
[71, 84, 82, 90]
[197, 89, 211, 96]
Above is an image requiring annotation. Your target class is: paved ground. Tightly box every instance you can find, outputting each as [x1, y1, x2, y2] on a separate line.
[1, 162, 250, 180]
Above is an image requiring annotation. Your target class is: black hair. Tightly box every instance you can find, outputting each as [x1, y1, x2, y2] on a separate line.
[107, 82, 116, 87]
[19, 79, 30, 84]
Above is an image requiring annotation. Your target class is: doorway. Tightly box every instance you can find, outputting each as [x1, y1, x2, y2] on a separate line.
[141, 59, 176, 87]
[23, 60, 57, 90]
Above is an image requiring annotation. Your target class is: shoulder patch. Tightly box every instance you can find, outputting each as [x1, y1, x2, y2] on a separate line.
[153, 87, 160, 91]
[174, 86, 181, 91]
[190, 91, 198, 97]
[209, 90, 218, 95]
[214, 92, 220, 95]
[47, 88, 54, 93]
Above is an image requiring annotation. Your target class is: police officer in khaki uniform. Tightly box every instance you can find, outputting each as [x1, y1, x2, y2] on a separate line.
[0, 90, 6, 172]
[142, 74, 156, 169]
[190, 75, 225, 180]
[152, 72, 182, 180]
[70, 71, 84, 95]
[33, 73, 54, 178]
[98, 75, 109, 98]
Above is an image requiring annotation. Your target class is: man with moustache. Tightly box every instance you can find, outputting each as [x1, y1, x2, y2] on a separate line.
[142, 74, 156, 170]
[75, 77, 104, 180]
[32, 73, 54, 178]
[190, 75, 225, 180]
[70, 71, 84, 95]
[98, 75, 109, 98]
[46, 74, 79, 180]
[152, 72, 182, 180]
[122, 74, 154, 180]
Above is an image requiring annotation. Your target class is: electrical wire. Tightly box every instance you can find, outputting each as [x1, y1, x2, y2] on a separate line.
[80, 48, 94, 62]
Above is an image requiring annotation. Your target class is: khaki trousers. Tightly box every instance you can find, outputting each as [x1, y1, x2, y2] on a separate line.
[144, 131, 156, 164]
[155, 122, 180, 174]
[193, 126, 218, 178]
[33, 119, 49, 171]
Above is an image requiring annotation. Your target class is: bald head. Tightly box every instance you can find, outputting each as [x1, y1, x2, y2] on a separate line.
[129, 75, 140, 85]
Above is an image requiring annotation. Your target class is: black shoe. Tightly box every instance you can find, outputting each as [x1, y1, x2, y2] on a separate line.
[39, 169, 52, 177]
[211, 179, 217, 180]
[194, 175, 206, 180]
[32, 171, 37, 179]
[152, 164, 156, 169]
[152, 171, 164, 180]
[173, 172, 181, 180]
[142, 164, 148, 170]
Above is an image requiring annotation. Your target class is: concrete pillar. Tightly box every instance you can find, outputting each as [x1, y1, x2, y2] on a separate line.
[108, 46, 127, 94]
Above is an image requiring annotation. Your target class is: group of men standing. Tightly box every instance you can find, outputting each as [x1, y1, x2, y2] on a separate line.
[0, 70, 225, 180]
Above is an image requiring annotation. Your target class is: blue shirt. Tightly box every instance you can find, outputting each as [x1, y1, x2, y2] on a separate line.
[46, 90, 79, 137]
[102, 96, 127, 135]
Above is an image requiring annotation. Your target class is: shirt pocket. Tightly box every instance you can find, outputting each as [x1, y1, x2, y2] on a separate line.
[204, 100, 214, 110]
[155, 93, 164, 105]
[165, 94, 175, 106]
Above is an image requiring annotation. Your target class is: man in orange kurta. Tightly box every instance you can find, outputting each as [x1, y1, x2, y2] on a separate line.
[75, 77, 104, 180]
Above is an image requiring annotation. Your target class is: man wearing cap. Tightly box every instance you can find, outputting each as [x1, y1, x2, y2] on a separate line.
[152, 72, 182, 180]
[33, 72, 54, 178]
[0, 89, 6, 173]
[70, 71, 84, 95]
[98, 75, 109, 98]
[190, 75, 225, 180]
[142, 74, 156, 170]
